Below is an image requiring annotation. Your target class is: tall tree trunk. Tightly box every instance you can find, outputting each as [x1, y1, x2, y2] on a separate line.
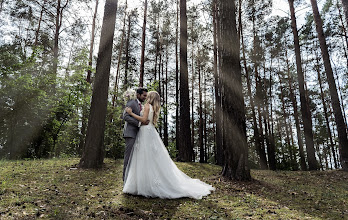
[164, 46, 169, 147]
[53, 0, 61, 79]
[198, 50, 204, 163]
[310, 0, 348, 171]
[191, 29, 195, 153]
[79, 0, 99, 155]
[213, 0, 223, 165]
[314, 48, 338, 169]
[241, 21, 265, 170]
[204, 71, 208, 162]
[220, 0, 250, 180]
[34, 0, 47, 47]
[341, 0, 348, 28]
[79, 0, 118, 169]
[124, 13, 131, 88]
[158, 48, 163, 138]
[87, 0, 98, 83]
[139, 0, 147, 87]
[154, 14, 159, 82]
[285, 50, 307, 171]
[278, 70, 292, 167]
[112, 1, 127, 106]
[251, 7, 268, 169]
[179, 0, 192, 161]
[263, 57, 276, 170]
[175, 0, 180, 156]
[337, 1, 348, 70]
[289, 0, 318, 170]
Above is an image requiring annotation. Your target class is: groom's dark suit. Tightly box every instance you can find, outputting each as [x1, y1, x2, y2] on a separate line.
[122, 99, 141, 181]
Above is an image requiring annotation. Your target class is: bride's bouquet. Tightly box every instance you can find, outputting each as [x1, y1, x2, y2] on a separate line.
[123, 89, 136, 103]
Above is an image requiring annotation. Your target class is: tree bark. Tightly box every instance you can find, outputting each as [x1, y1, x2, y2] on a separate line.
[87, 0, 99, 84]
[175, 0, 180, 156]
[179, 0, 192, 161]
[289, 0, 318, 170]
[251, 5, 268, 169]
[79, 0, 99, 155]
[314, 48, 338, 169]
[79, 0, 118, 169]
[191, 65, 194, 155]
[124, 13, 132, 88]
[213, 0, 223, 165]
[139, 0, 147, 87]
[241, 20, 265, 170]
[285, 50, 307, 171]
[164, 46, 169, 147]
[220, 0, 250, 180]
[198, 50, 204, 163]
[112, 1, 127, 107]
[34, 0, 47, 47]
[310, 0, 348, 171]
[204, 70, 208, 162]
[341, 0, 348, 28]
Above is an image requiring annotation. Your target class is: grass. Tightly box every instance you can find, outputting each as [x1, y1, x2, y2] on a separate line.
[0, 158, 347, 219]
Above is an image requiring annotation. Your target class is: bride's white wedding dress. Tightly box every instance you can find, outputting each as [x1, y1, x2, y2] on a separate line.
[123, 104, 215, 199]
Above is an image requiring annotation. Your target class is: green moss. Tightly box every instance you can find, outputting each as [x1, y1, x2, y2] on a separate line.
[0, 158, 347, 219]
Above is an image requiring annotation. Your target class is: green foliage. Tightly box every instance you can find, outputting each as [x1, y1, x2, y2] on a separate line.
[104, 99, 126, 159]
[0, 43, 93, 159]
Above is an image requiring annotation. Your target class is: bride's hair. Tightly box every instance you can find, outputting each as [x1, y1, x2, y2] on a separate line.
[146, 91, 160, 125]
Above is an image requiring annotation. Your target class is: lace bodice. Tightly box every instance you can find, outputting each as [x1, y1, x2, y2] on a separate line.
[140, 104, 154, 125]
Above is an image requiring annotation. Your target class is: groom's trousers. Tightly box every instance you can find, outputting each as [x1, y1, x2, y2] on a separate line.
[123, 137, 136, 181]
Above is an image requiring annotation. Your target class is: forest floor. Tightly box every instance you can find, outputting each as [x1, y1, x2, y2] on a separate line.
[0, 158, 347, 219]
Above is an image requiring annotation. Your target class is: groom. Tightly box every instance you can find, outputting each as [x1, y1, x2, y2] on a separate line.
[122, 88, 148, 181]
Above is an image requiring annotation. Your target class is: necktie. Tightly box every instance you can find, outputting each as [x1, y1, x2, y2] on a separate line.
[139, 103, 142, 111]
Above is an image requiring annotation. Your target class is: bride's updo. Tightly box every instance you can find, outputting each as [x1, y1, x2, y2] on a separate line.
[146, 91, 160, 125]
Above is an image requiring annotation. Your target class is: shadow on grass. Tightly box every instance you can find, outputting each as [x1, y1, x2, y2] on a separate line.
[218, 169, 348, 219]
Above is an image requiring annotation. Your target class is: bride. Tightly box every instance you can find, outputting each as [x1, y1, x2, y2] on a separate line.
[123, 91, 215, 199]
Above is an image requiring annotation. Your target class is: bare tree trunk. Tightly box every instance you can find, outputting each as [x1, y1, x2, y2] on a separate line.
[191, 71, 194, 157]
[285, 49, 307, 171]
[124, 13, 131, 88]
[164, 46, 169, 147]
[337, 1, 348, 70]
[34, 0, 47, 47]
[175, 0, 180, 156]
[139, 0, 147, 87]
[241, 23, 265, 170]
[213, 0, 223, 165]
[263, 58, 276, 170]
[154, 14, 159, 82]
[310, 0, 348, 171]
[251, 8, 268, 169]
[289, 0, 318, 170]
[79, 0, 99, 154]
[112, 1, 127, 106]
[198, 50, 204, 163]
[278, 70, 292, 167]
[220, 0, 250, 180]
[191, 28, 195, 153]
[204, 71, 208, 162]
[314, 48, 338, 169]
[87, 0, 99, 83]
[341, 0, 348, 28]
[179, 0, 192, 161]
[79, 0, 118, 169]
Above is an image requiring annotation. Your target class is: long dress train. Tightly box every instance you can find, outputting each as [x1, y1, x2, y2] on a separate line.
[123, 105, 215, 199]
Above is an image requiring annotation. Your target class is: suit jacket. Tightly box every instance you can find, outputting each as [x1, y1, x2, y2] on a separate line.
[123, 99, 141, 138]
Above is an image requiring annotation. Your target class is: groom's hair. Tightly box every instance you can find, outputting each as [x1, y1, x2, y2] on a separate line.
[137, 88, 148, 95]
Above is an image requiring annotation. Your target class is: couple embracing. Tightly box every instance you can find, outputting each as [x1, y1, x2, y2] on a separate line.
[122, 88, 215, 199]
